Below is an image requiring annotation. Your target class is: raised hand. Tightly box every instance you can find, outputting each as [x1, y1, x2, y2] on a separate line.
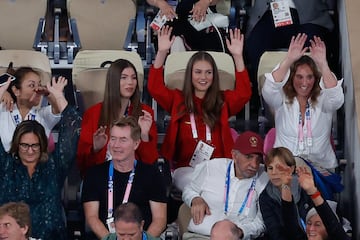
[276, 163, 293, 186]
[0, 79, 13, 111]
[93, 126, 108, 152]
[47, 76, 68, 98]
[286, 33, 308, 64]
[309, 36, 327, 70]
[226, 28, 244, 57]
[296, 166, 317, 195]
[157, 25, 175, 52]
[138, 110, 153, 142]
[191, 197, 211, 225]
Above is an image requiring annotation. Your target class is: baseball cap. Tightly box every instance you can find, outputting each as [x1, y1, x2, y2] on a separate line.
[233, 131, 264, 155]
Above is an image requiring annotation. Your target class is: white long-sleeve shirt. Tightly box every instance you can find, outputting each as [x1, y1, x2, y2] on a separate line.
[262, 65, 344, 169]
[183, 158, 268, 240]
[0, 104, 61, 151]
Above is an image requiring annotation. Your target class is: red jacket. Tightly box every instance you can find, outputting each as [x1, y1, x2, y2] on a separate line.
[76, 102, 158, 177]
[148, 66, 251, 168]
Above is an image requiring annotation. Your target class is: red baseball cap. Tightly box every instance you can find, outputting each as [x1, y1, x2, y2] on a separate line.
[233, 131, 264, 155]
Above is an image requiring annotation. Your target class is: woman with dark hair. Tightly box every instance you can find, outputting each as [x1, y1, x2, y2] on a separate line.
[77, 59, 158, 177]
[0, 66, 68, 152]
[148, 26, 251, 191]
[262, 33, 344, 172]
[0, 78, 81, 240]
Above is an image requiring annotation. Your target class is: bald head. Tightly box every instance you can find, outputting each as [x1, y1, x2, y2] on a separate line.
[210, 220, 242, 240]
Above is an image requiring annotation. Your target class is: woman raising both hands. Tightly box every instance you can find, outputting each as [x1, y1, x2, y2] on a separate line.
[148, 26, 251, 191]
[262, 33, 344, 172]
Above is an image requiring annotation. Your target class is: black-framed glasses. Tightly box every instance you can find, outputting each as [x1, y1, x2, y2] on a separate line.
[19, 143, 41, 152]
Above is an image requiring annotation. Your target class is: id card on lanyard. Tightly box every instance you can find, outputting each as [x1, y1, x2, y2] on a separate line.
[270, 0, 293, 27]
[107, 160, 137, 233]
[298, 102, 312, 153]
[189, 113, 214, 167]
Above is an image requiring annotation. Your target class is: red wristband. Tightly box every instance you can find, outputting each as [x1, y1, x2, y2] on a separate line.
[310, 191, 321, 199]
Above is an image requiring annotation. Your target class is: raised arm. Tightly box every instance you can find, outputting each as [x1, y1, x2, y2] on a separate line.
[226, 28, 245, 72]
[272, 33, 308, 83]
[297, 166, 350, 240]
[153, 26, 175, 68]
[309, 36, 337, 88]
[46, 76, 68, 114]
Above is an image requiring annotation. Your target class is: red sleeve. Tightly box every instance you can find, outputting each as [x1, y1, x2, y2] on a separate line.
[76, 104, 107, 177]
[135, 104, 159, 164]
[147, 65, 176, 112]
[223, 69, 252, 115]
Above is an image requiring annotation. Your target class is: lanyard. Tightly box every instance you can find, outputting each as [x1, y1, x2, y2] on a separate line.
[298, 102, 312, 151]
[224, 161, 257, 215]
[189, 113, 211, 142]
[11, 107, 36, 125]
[107, 160, 137, 218]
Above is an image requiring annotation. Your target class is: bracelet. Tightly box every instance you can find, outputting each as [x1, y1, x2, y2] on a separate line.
[310, 191, 321, 199]
[281, 184, 290, 191]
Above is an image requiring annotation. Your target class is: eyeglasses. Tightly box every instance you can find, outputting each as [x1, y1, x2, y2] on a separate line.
[19, 143, 41, 152]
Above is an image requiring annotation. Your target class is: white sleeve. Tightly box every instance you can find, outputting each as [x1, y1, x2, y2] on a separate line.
[38, 105, 61, 131]
[182, 161, 209, 207]
[262, 64, 289, 110]
[319, 78, 344, 112]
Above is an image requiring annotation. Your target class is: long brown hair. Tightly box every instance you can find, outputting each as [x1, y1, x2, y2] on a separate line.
[181, 51, 223, 129]
[98, 59, 142, 128]
[283, 55, 321, 105]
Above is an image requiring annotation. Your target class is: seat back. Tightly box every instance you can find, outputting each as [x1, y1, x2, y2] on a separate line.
[0, 50, 52, 85]
[72, 50, 143, 112]
[257, 51, 287, 96]
[67, 0, 137, 50]
[0, 0, 47, 50]
[164, 51, 235, 90]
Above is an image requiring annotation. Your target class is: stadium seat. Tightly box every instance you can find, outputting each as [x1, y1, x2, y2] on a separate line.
[164, 51, 235, 91]
[0, 50, 52, 85]
[72, 50, 144, 113]
[67, 0, 137, 51]
[0, 0, 47, 50]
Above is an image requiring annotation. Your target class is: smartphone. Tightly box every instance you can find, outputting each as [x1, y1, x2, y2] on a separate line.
[0, 73, 16, 86]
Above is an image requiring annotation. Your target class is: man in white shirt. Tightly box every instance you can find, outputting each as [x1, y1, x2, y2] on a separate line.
[182, 131, 268, 240]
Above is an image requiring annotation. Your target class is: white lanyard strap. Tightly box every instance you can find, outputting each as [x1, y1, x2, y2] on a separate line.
[190, 113, 211, 142]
